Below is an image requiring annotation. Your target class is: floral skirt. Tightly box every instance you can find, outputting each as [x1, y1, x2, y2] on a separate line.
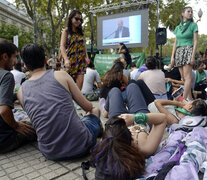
[174, 46, 193, 67]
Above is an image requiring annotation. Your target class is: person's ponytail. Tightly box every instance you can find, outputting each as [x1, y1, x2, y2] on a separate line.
[92, 117, 145, 180]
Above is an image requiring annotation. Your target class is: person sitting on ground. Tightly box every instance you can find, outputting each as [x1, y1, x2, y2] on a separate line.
[17, 43, 101, 160]
[166, 78, 184, 90]
[118, 43, 132, 67]
[92, 114, 166, 179]
[47, 54, 57, 70]
[114, 57, 130, 80]
[164, 66, 182, 81]
[139, 56, 168, 99]
[199, 51, 204, 60]
[0, 39, 36, 153]
[81, 61, 102, 101]
[100, 59, 128, 99]
[11, 59, 26, 91]
[148, 98, 207, 125]
[130, 62, 141, 80]
[192, 60, 207, 99]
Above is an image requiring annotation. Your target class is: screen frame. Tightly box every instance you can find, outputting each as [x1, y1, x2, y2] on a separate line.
[97, 9, 149, 49]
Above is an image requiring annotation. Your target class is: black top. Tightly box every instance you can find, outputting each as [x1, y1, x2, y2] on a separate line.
[100, 80, 122, 99]
[164, 67, 181, 81]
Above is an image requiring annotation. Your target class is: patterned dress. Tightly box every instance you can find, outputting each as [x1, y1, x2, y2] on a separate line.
[65, 33, 87, 80]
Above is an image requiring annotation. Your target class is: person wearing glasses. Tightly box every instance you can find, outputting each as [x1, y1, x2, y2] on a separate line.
[60, 10, 90, 90]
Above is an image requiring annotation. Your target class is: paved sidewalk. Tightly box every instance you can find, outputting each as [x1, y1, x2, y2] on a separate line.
[0, 101, 104, 180]
[1, 101, 203, 180]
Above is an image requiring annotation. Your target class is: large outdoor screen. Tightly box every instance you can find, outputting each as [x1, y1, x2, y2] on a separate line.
[97, 9, 149, 49]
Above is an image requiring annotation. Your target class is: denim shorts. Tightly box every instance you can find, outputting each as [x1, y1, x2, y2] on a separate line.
[81, 114, 101, 146]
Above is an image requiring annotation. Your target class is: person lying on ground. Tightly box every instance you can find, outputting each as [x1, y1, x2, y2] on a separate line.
[17, 43, 102, 160]
[149, 99, 206, 125]
[92, 114, 166, 180]
[103, 80, 155, 118]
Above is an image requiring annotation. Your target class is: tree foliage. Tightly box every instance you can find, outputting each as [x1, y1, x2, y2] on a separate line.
[11, 0, 195, 57]
[14, 0, 71, 56]
[0, 22, 33, 50]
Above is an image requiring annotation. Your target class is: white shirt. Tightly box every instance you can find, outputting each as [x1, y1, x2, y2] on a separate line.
[11, 69, 26, 88]
[81, 68, 101, 94]
[139, 69, 166, 94]
[130, 69, 141, 80]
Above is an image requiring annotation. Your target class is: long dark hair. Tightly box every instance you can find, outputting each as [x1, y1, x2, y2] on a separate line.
[180, 6, 194, 22]
[103, 60, 124, 88]
[66, 10, 84, 36]
[92, 117, 145, 180]
[120, 43, 129, 54]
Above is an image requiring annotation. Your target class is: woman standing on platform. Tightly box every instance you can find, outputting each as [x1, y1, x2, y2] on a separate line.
[170, 7, 198, 101]
[60, 10, 90, 90]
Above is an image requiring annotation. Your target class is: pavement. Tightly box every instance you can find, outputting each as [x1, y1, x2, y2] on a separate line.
[0, 101, 106, 180]
[0, 101, 203, 180]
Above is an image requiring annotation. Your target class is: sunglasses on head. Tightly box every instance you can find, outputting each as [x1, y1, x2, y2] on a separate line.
[74, 17, 83, 23]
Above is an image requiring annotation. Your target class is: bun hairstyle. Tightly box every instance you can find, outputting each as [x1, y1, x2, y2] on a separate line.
[92, 117, 145, 180]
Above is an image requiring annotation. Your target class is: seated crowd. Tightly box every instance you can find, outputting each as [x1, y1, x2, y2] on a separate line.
[0, 39, 207, 179]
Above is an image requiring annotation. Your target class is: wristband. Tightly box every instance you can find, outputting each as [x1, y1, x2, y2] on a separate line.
[134, 113, 148, 124]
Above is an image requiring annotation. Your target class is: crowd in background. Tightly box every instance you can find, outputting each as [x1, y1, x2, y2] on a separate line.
[1, 6, 207, 180]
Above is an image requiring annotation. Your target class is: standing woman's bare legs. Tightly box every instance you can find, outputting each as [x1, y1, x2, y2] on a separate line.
[183, 64, 193, 100]
[76, 74, 84, 90]
[178, 66, 184, 81]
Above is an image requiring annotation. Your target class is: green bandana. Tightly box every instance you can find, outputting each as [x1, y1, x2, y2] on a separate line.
[178, 20, 191, 34]
[174, 106, 194, 116]
[196, 71, 206, 84]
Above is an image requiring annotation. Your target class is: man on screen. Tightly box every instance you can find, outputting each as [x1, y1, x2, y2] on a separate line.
[114, 20, 130, 38]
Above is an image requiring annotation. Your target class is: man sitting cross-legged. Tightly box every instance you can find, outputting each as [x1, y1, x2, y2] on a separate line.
[0, 39, 36, 153]
[17, 43, 101, 160]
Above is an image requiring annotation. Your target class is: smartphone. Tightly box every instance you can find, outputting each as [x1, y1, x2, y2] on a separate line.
[172, 87, 184, 99]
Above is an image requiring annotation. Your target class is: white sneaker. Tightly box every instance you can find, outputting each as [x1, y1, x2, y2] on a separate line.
[73, 101, 81, 110]
[99, 98, 105, 116]
[164, 65, 173, 72]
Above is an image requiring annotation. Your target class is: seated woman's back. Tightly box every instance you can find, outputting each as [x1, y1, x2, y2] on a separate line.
[139, 57, 167, 98]
[100, 60, 128, 99]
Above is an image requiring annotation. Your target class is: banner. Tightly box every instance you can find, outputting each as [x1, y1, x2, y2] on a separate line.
[94, 53, 145, 76]
[13, 35, 18, 48]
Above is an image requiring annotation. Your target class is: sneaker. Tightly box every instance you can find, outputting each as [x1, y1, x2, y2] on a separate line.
[164, 65, 173, 72]
[74, 101, 81, 110]
[99, 98, 105, 116]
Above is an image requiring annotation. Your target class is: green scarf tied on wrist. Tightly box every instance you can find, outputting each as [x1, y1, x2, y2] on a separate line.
[178, 20, 191, 34]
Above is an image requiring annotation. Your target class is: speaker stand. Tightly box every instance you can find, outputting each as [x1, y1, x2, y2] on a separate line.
[160, 44, 163, 58]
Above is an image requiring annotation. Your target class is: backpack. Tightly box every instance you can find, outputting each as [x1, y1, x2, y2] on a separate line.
[170, 116, 207, 132]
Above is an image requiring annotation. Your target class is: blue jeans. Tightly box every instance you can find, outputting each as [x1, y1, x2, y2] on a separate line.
[82, 114, 101, 146]
[105, 83, 150, 119]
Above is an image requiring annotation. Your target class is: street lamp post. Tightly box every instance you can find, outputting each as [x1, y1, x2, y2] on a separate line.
[33, 0, 37, 43]
[197, 8, 203, 22]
